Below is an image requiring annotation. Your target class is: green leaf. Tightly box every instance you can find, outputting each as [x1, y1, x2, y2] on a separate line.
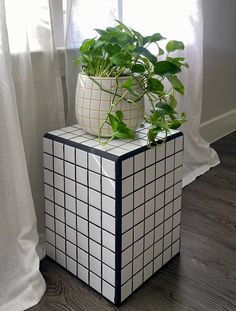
[80, 38, 95, 52]
[144, 33, 165, 44]
[131, 28, 144, 45]
[169, 95, 177, 109]
[147, 128, 159, 144]
[114, 123, 135, 139]
[131, 64, 145, 73]
[147, 78, 164, 93]
[110, 52, 131, 67]
[166, 40, 185, 53]
[167, 56, 189, 69]
[115, 110, 123, 121]
[115, 20, 133, 36]
[155, 102, 176, 115]
[167, 75, 185, 95]
[108, 113, 119, 131]
[122, 78, 133, 89]
[133, 47, 157, 64]
[104, 43, 121, 56]
[158, 47, 165, 56]
[154, 61, 181, 76]
[169, 119, 182, 129]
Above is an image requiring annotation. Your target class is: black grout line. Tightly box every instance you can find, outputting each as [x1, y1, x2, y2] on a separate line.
[87, 151, 90, 286]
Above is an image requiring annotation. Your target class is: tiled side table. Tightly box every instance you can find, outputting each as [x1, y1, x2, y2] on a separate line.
[43, 125, 183, 304]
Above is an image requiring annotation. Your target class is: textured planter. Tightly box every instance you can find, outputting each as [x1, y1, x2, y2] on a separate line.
[75, 74, 144, 137]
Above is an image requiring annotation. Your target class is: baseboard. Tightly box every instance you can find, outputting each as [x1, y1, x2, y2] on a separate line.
[200, 108, 236, 143]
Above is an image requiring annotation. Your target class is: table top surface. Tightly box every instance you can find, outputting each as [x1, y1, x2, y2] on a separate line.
[45, 124, 182, 161]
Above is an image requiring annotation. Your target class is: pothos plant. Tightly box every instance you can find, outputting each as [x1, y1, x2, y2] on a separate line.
[75, 21, 188, 146]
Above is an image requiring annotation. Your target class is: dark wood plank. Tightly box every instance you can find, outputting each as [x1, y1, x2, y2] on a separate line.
[28, 131, 236, 311]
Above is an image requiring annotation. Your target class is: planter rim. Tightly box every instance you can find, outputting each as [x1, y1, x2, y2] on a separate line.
[78, 72, 140, 80]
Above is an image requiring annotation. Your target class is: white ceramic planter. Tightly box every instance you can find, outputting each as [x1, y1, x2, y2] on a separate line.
[75, 74, 144, 137]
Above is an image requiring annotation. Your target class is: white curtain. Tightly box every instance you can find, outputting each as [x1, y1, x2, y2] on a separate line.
[64, 0, 219, 185]
[0, 0, 65, 310]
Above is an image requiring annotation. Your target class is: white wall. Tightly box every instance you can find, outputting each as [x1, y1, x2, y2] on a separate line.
[201, 0, 236, 142]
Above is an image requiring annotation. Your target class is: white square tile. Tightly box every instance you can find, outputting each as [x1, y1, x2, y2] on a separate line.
[102, 158, 115, 179]
[122, 229, 133, 251]
[145, 198, 155, 217]
[155, 208, 164, 227]
[89, 171, 101, 191]
[163, 246, 171, 264]
[165, 187, 173, 204]
[56, 249, 66, 268]
[134, 152, 145, 172]
[77, 183, 88, 203]
[77, 232, 88, 252]
[134, 221, 144, 242]
[67, 257, 76, 275]
[46, 243, 55, 260]
[155, 224, 163, 242]
[156, 160, 165, 179]
[145, 215, 155, 234]
[134, 205, 144, 226]
[103, 247, 115, 269]
[89, 154, 101, 173]
[45, 199, 54, 216]
[102, 195, 115, 216]
[102, 177, 115, 198]
[54, 189, 64, 207]
[66, 241, 76, 260]
[102, 281, 115, 302]
[54, 141, 64, 159]
[44, 169, 53, 186]
[102, 264, 115, 286]
[54, 157, 64, 175]
[90, 256, 101, 277]
[146, 182, 155, 201]
[43, 138, 53, 154]
[156, 176, 165, 195]
[122, 246, 132, 268]
[144, 262, 153, 281]
[154, 239, 163, 257]
[54, 173, 64, 191]
[76, 199, 87, 219]
[173, 197, 181, 213]
[175, 151, 183, 168]
[121, 262, 132, 285]
[76, 149, 87, 168]
[122, 157, 133, 179]
[165, 171, 174, 188]
[165, 202, 173, 220]
[134, 238, 143, 258]
[146, 165, 155, 184]
[76, 166, 87, 186]
[89, 223, 101, 243]
[121, 279, 132, 302]
[90, 240, 101, 262]
[122, 194, 133, 216]
[172, 239, 180, 256]
[77, 216, 88, 236]
[89, 189, 101, 210]
[133, 254, 143, 274]
[133, 270, 143, 291]
[173, 226, 181, 242]
[173, 211, 181, 227]
[156, 143, 165, 161]
[134, 188, 145, 207]
[66, 210, 76, 229]
[45, 184, 54, 201]
[145, 230, 154, 250]
[55, 205, 65, 222]
[65, 195, 76, 213]
[103, 213, 115, 234]
[175, 136, 183, 152]
[56, 234, 65, 252]
[175, 166, 183, 183]
[65, 145, 75, 163]
[66, 226, 76, 244]
[46, 228, 55, 245]
[164, 219, 172, 236]
[78, 264, 88, 283]
[154, 254, 162, 273]
[134, 170, 145, 190]
[174, 182, 182, 198]
[89, 206, 101, 227]
[155, 193, 164, 211]
[122, 211, 133, 233]
[166, 140, 175, 157]
[65, 178, 75, 197]
[44, 154, 53, 170]
[55, 220, 65, 237]
[103, 230, 115, 252]
[65, 162, 75, 180]
[122, 176, 133, 197]
[90, 272, 101, 293]
[166, 155, 174, 173]
[146, 147, 156, 166]
[164, 232, 172, 249]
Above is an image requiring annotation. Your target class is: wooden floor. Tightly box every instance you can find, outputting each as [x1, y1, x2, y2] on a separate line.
[29, 132, 236, 311]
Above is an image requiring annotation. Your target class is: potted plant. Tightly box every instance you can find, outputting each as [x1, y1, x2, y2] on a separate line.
[75, 21, 188, 145]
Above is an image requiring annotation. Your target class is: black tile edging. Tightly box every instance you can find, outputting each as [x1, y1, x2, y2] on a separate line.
[114, 159, 122, 305]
